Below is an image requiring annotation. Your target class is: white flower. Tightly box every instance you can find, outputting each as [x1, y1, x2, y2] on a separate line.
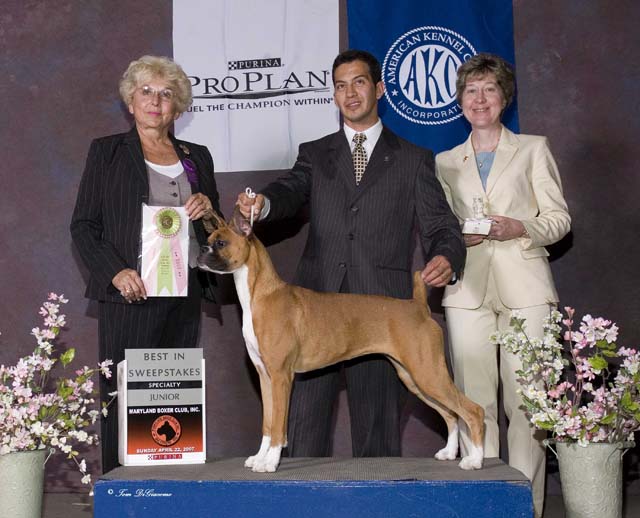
[30, 421, 45, 435]
[492, 307, 640, 445]
[0, 295, 112, 491]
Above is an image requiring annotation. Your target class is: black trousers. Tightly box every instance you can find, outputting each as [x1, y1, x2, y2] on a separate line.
[286, 275, 406, 457]
[98, 270, 201, 473]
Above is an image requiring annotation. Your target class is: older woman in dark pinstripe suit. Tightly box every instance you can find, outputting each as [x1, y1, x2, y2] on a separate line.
[70, 55, 220, 473]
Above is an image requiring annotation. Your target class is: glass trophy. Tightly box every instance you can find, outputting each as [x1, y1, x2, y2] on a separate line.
[462, 194, 493, 235]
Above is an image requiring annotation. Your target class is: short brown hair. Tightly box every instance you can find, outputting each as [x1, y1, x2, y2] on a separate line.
[455, 53, 515, 109]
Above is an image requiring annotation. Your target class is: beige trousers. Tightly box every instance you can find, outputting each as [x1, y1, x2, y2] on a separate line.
[445, 271, 549, 518]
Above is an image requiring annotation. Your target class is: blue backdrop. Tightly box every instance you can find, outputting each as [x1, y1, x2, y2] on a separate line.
[347, 0, 518, 153]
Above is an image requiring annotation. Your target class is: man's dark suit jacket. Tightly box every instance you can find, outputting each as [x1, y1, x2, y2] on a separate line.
[70, 126, 220, 303]
[261, 126, 465, 299]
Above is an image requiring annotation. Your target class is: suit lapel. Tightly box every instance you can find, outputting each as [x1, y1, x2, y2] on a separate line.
[169, 134, 201, 194]
[328, 130, 358, 194]
[355, 127, 397, 197]
[457, 135, 485, 195]
[124, 127, 149, 195]
[169, 134, 210, 243]
[485, 126, 518, 196]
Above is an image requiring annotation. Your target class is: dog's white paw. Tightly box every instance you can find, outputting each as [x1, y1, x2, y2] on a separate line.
[435, 444, 458, 461]
[252, 460, 277, 473]
[251, 445, 282, 473]
[458, 455, 482, 470]
[458, 444, 483, 470]
[245, 435, 270, 469]
[435, 424, 459, 460]
[244, 454, 259, 468]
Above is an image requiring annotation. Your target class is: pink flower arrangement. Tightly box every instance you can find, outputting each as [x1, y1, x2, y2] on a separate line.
[0, 294, 113, 486]
[492, 307, 640, 446]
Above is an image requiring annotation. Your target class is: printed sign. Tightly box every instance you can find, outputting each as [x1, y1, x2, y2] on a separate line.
[118, 349, 206, 465]
[347, 0, 519, 153]
[173, 0, 340, 172]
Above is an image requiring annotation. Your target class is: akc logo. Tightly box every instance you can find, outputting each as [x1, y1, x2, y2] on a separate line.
[382, 26, 477, 125]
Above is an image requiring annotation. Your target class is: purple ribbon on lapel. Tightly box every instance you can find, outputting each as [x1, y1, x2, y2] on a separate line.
[182, 158, 199, 187]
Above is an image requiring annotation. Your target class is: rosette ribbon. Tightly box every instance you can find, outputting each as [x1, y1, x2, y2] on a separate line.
[182, 158, 199, 187]
[154, 208, 188, 296]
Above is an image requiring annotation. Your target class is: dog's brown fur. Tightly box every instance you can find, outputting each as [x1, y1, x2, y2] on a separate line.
[198, 212, 484, 472]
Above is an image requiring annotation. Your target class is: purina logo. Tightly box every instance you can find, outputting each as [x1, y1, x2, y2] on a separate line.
[228, 57, 283, 71]
[382, 26, 477, 125]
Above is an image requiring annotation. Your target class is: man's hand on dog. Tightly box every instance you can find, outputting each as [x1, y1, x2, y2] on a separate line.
[236, 191, 265, 220]
[421, 255, 453, 287]
[113, 268, 147, 302]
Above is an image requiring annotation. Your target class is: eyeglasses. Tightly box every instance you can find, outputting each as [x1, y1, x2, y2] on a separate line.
[138, 85, 174, 102]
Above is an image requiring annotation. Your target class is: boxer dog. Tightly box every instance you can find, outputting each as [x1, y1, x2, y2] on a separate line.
[198, 211, 484, 473]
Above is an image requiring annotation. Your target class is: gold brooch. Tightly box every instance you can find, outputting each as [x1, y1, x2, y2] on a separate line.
[179, 144, 190, 155]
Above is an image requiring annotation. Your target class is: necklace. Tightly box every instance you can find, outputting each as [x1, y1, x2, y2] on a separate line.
[473, 140, 499, 169]
[476, 152, 494, 170]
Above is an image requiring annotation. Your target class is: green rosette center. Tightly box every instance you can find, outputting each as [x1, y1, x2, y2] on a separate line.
[155, 207, 182, 238]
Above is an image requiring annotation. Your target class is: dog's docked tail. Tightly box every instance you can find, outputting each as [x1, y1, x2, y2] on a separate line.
[412, 271, 429, 314]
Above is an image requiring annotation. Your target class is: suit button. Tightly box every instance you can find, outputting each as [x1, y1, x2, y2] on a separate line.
[348, 233, 354, 240]
[171, 192, 178, 197]
[170, 181, 177, 186]
[339, 262, 346, 268]
[350, 206, 359, 213]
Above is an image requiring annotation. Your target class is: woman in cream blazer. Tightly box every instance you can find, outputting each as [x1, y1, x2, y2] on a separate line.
[436, 54, 570, 518]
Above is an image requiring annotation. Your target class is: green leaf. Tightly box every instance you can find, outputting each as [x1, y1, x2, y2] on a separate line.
[600, 413, 616, 425]
[601, 349, 618, 358]
[588, 356, 608, 372]
[60, 348, 75, 367]
[621, 392, 639, 412]
[57, 381, 74, 399]
[595, 339, 615, 351]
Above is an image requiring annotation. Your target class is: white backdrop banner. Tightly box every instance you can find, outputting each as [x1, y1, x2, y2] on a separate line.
[173, 0, 340, 172]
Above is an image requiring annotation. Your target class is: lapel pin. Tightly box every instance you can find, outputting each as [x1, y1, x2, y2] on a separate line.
[179, 144, 191, 155]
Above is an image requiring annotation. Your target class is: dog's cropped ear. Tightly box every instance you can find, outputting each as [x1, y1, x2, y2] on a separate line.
[230, 206, 253, 238]
[202, 210, 226, 235]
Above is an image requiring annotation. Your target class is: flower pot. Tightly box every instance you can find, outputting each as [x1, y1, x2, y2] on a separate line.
[0, 449, 47, 518]
[546, 440, 634, 518]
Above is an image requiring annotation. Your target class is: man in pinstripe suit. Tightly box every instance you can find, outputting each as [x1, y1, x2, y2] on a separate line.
[237, 49, 465, 458]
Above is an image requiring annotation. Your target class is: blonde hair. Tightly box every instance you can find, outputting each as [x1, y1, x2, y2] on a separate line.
[119, 55, 193, 114]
